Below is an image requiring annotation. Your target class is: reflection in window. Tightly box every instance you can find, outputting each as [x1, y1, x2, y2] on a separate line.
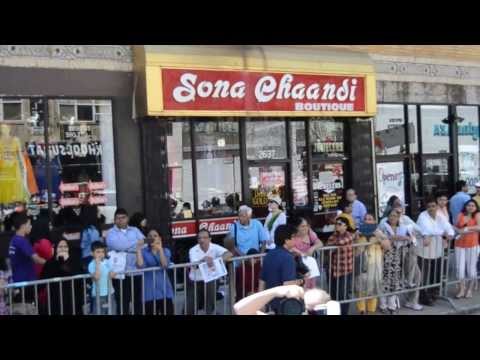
[310, 119, 344, 159]
[3, 101, 23, 122]
[195, 121, 241, 218]
[167, 121, 194, 219]
[246, 120, 286, 160]
[249, 165, 285, 218]
[421, 105, 449, 154]
[408, 105, 418, 154]
[423, 158, 450, 199]
[457, 106, 480, 193]
[374, 104, 406, 155]
[290, 121, 308, 207]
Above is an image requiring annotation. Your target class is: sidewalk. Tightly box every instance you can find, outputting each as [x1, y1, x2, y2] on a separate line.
[349, 285, 480, 315]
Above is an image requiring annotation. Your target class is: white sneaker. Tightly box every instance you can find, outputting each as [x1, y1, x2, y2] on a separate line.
[404, 302, 423, 311]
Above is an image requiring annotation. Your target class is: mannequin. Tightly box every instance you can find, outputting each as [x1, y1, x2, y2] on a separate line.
[0, 124, 29, 204]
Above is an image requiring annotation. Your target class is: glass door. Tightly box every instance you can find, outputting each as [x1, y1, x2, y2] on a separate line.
[247, 164, 289, 219]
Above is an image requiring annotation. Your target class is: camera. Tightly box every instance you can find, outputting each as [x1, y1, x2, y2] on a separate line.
[278, 298, 305, 315]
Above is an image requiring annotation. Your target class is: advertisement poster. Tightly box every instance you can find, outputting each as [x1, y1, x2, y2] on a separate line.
[459, 145, 480, 194]
[250, 166, 285, 209]
[312, 163, 343, 213]
[377, 162, 405, 216]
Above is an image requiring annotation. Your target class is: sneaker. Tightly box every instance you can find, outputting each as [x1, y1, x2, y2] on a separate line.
[404, 302, 423, 311]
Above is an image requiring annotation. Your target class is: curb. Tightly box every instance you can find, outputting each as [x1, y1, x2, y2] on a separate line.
[440, 304, 480, 315]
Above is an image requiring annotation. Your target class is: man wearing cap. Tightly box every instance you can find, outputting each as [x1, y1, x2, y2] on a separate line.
[473, 182, 480, 207]
[263, 195, 287, 251]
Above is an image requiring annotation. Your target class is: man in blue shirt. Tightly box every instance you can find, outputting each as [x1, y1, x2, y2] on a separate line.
[227, 205, 269, 255]
[106, 208, 145, 315]
[259, 224, 300, 313]
[449, 180, 471, 224]
[346, 189, 367, 228]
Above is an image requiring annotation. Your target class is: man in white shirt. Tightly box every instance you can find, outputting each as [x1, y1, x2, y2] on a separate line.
[416, 197, 455, 306]
[185, 229, 233, 315]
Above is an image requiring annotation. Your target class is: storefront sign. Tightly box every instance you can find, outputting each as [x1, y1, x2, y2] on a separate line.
[198, 217, 236, 235]
[161, 68, 366, 113]
[171, 220, 197, 239]
[377, 162, 405, 216]
[27, 142, 102, 158]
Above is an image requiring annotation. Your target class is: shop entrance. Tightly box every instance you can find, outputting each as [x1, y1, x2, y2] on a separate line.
[247, 164, 290, 219]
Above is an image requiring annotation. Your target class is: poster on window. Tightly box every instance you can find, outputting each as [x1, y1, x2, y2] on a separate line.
[312, 163, 343, 213]
[459, 145, 480, 193]
[377, 162, 405, 216]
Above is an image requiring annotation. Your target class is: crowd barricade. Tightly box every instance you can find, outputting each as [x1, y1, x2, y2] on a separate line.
[1, 237, 476, 315]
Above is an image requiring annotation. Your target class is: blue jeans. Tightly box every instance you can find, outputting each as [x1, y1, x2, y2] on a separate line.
[91, 295, 116, 315]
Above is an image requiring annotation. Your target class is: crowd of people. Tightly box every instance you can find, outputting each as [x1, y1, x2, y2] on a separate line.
[1, 181, 480, 315]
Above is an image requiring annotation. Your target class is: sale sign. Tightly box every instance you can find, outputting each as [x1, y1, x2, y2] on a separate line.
[161, 68, 366, 113]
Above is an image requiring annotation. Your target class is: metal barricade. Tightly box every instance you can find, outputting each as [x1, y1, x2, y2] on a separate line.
[2, 238, 478, 315]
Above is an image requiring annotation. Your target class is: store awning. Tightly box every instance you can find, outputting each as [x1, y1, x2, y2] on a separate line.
[133, 45, 377, 118]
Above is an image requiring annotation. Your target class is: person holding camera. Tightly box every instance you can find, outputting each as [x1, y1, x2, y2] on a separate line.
[233, 284, 340, 315]
[258, 224, 303, 314]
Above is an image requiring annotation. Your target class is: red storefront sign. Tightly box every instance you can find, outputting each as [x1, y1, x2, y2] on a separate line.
[198, 217, 236, 235]
[162, 68, 365, 112]
[170, 217, 237, 239]
[171, 220, 197, 239]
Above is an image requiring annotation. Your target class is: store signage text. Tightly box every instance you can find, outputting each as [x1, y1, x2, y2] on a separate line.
[162, 68, 366, 112]
[170, 217, 237, 239]
[433, 123, 479, 141]
[27, 142, 102, 159]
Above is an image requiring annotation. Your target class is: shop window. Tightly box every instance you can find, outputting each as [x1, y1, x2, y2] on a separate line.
[249, 165, 286, 218]
[290, 121, 308, 207]
[456, 106, 480, 193]
[374, 104, 406, 155]
[376, 161, 405, 217]
[423, 158, 449, 199]
[246, 120, 287, 160]
[408, 105, 418, 154]
[311, 162, 344, 214]
[194, 120, 241, 218]
[168, 121, 194, 220]
[309, 119, 344, 159]
[420, 105, 449, 154]
[0, 99, 45, 225]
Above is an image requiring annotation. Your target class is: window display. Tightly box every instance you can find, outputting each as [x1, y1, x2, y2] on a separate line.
[194, 121, 241, 218]
[310, 119, 344, 159]
[311, 162, 344, 214]
[0, 98, 118, 224]
[249, 165, 285, 218]
[246, 120, 287, 160]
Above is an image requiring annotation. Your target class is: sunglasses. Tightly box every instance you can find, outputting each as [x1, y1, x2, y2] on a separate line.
[335, 222, 346, 226]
